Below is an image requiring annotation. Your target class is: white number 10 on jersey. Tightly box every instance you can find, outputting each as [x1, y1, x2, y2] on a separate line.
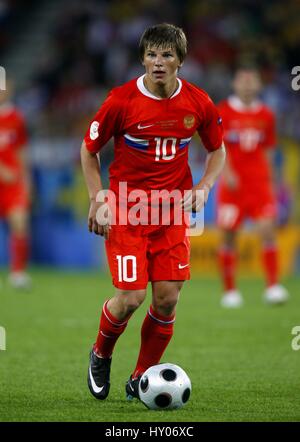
[155, 137, 177, 161]
[116, 255, 137, 282]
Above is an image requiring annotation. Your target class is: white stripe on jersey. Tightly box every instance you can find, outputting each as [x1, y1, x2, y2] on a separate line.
[124, 134, 149, 145]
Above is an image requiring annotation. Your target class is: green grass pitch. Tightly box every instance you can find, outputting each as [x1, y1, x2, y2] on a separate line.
[0, 269, 299, 422]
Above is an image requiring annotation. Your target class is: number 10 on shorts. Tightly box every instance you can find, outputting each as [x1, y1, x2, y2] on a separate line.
[116, 255, 137, 282]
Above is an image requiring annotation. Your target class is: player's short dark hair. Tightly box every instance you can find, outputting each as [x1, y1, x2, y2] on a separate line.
[139, 23, 187, 63]
[233, 62, 261, 76]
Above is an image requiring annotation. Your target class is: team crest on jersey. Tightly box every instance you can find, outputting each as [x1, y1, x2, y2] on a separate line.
[90, 121, 99, 140]
[183, 114, 195, 129]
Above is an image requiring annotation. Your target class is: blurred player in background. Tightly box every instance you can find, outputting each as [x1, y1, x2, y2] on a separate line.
[0, 80, 31, 289]
[217, 66, 289, 308]
[81, 23, 225, 401]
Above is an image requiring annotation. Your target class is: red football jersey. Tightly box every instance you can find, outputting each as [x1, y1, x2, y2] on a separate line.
[0, 103, 28, 174]
[84, 75, 223, 197]
[218, 96, 276, 187]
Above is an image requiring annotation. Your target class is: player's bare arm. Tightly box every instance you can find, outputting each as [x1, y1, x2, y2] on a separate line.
[0, 160, 19, 184]
[222, 155, 239, 190]
[265, 148, 276, 188]
[15, 148, 32, 198]
[183, 143, 226, 212]
[80, 140, 110, 239]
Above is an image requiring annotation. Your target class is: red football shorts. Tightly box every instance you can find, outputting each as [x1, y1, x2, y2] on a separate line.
[0, 183, 29, 218]
[217, 183, 276, 230]
[105, 222, 191, 290]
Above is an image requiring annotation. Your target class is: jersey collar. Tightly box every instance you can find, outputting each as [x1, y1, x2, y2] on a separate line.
[137, 74, 182, 100]
[228, 95, 263, 112]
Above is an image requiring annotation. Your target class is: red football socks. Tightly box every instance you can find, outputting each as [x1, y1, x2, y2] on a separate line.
[94, 300, 131, 358]
[262, 244, 278, 287]
[218, 247, 237, 291]
[10, 234, 29, 273]
[132, 305, 175, 379]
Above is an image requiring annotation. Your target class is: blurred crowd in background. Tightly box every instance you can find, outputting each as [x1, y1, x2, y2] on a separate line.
[1, 0, 299, 136]
[0, 0, 299, 269]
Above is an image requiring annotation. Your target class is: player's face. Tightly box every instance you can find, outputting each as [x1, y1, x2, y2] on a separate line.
[233, 70, 262, 102]
[142, 46, 182, 86]
[0, 89, 9, 105]
[0, 81, 13, 105]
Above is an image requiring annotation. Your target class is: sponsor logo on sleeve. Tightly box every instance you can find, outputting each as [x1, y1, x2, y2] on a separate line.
[90, 121, 100, 140]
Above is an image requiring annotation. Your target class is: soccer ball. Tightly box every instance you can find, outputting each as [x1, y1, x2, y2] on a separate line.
[138, 363, 191, 410]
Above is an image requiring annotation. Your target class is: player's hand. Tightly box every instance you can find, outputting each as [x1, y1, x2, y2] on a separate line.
[88, 200, 111, 240]
[0, 166, 18, 184]
[224, 170, 239, 190]
[181, 184, 210, 213]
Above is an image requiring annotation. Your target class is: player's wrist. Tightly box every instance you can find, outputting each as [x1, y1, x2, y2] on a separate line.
[89, 196, 100, 202]
[198, 182, 212, 192]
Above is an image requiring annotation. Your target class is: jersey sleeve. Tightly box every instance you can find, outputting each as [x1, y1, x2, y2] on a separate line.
[84, 90, 124, 154]
[264, 110, 276, 149]
[198, 98, 223, 152]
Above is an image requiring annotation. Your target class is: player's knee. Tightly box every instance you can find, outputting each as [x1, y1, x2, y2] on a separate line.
[257, 222, 275, 243]
[124, 298, 144, 313]
[117, 289, 147, 314]
[222, 230, 236, 248]
[152, 282, 182, 312]
[153, 292, 180, 316]
[8, 210, 28, 235]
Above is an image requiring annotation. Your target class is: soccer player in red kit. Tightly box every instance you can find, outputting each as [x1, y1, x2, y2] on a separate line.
[81, 23, 226, 400]
[0, 81, 31, 289]
[217, 67, 289, 308]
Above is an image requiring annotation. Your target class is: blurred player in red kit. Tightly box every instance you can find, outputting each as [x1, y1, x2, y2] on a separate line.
[0, 80, 31, 290]
[81, 23, 226, 401]
[217, 67, 289, 308]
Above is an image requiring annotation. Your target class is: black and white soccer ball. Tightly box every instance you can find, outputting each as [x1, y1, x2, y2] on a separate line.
[138, 363, 191, 410]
